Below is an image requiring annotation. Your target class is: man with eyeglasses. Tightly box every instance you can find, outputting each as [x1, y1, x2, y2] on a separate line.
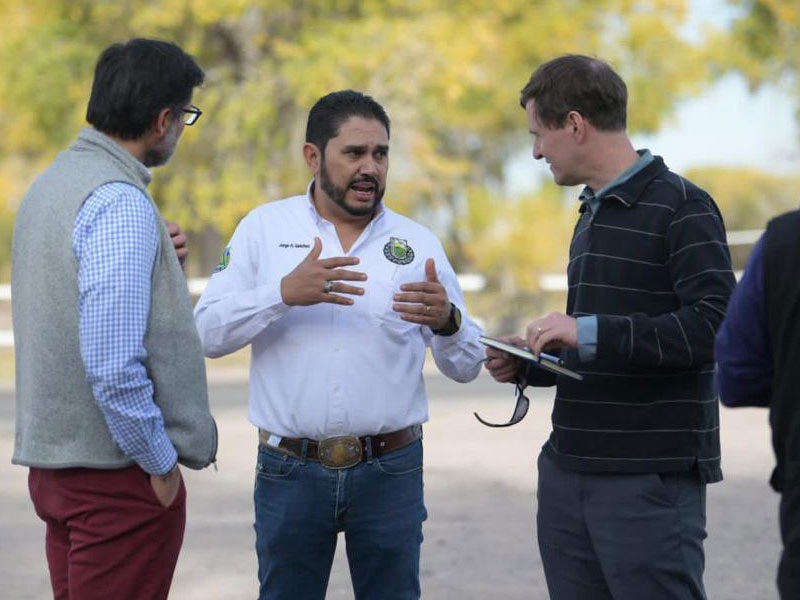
[11, 39, 216, 600]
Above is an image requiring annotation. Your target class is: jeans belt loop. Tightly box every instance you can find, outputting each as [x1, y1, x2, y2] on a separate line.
[365, 436, 374, 464]
[300, 438, 309, 465]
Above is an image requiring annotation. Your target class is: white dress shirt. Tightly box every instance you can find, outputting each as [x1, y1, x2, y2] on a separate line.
[194, 187, 484, 440]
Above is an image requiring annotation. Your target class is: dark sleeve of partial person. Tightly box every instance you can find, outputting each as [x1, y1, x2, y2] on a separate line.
[596, 197, 736, 369]
[714, 236, 772, 407]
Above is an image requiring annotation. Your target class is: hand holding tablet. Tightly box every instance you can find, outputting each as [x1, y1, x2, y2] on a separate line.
[479, 335, 583, 381]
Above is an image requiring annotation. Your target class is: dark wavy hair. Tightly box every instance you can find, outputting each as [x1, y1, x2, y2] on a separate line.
[86, 38, 204, 140]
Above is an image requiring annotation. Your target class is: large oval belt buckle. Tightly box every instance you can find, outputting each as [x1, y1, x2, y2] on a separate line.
[318, 436, 363, 469]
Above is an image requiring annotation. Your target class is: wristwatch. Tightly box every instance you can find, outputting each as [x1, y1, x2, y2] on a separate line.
[432, 303, 462, 336]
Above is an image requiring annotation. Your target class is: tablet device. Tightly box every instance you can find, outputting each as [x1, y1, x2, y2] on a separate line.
[480, 335, 584, 381]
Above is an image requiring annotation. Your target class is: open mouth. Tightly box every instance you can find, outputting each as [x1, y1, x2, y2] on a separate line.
[349, 180, 377, 201]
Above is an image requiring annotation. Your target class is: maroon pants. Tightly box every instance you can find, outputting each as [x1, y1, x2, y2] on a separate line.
[28, 465, 186, 600]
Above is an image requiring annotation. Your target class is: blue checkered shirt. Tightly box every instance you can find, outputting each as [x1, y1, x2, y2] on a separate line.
[73, 182, 177, 475]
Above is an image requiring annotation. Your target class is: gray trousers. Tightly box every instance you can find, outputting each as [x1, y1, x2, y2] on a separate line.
[536, 450, 708, 600]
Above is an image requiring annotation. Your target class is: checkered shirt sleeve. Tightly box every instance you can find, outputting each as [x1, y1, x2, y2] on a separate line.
[72, 182, 177, 475]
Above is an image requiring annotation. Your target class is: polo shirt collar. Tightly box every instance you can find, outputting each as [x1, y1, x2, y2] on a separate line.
[579, 152, 668, 212]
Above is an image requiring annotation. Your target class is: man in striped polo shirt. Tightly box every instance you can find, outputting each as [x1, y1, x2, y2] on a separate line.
[485, 55, 735, 599]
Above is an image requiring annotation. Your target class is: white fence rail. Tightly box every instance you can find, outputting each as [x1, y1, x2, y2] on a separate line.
[0, 230, 760, 347]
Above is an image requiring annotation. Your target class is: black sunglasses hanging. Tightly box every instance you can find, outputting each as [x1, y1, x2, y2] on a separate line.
[474, 381, 530, 427]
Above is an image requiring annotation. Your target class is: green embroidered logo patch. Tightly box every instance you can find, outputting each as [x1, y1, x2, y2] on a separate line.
[383, 237, 414, 265]
[214, 247, 231, 272]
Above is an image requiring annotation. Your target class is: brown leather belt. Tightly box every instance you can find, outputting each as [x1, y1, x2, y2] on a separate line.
[258, 424, 422, 469]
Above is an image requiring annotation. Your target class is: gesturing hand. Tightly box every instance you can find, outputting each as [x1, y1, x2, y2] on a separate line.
[392, 258, 451, 330]
[280, 237, 367, 306]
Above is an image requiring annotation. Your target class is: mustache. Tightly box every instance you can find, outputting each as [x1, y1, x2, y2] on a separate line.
[349, 175, 379, 188]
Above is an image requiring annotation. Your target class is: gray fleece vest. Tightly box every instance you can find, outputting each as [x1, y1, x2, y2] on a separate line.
[11, 128, 216, 470]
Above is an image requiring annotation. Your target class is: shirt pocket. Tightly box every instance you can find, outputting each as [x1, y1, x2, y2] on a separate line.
[367, 274, 418, 336]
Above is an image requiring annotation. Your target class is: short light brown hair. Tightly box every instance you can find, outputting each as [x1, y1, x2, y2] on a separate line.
[520, 54, 627, 131]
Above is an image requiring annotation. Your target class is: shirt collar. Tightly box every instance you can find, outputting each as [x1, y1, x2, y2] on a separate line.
[580, 149, 654, 207]
[305, 181, 320, 222]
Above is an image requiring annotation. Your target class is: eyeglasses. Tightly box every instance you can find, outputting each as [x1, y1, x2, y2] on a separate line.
[181, 105, 202, 126]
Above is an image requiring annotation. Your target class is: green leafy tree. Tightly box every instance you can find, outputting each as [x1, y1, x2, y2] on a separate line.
[722, 0, 799, 101]
[0, 0, 756, 329]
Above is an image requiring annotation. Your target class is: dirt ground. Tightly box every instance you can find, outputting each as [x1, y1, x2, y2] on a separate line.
[0, 372, 781, 599]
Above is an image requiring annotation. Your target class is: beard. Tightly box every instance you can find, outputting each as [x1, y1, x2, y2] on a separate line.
[143, 120, 181, 168]
[318, 158, 385, 217]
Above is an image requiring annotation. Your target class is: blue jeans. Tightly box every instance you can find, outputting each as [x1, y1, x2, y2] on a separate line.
[254, 438, 426, 600]
[536, 449, 708, 600]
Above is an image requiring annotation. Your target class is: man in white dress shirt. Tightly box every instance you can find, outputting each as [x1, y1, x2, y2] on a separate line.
[194, 90, 483, 600]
